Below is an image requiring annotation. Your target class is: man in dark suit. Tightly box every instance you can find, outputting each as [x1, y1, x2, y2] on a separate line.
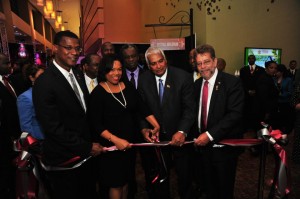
[239, 55, 265, 132]
[120, 44, 146, 199]
[194, 44, 244, 199]
[82, 53, 100, 94]
[0, 53, 20, 199]
[287, 60, 297, 81]
[138, 47, 196, 199]
[33, 31, 103, 199]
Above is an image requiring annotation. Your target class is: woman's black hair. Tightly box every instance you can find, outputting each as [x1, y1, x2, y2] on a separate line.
[98, 54, 122, 82]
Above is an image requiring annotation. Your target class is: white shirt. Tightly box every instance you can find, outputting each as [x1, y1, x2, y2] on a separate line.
[53, 60, 86, 111]
[84, 73, 98, 93]
[198, 69, 219, 142]
[155, 69, 168, 94]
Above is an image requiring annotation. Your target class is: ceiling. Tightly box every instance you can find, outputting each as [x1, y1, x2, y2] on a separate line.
[29, 0, 81, 36]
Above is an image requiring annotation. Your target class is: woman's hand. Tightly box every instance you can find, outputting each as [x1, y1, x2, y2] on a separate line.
[112, 136, 131, 151]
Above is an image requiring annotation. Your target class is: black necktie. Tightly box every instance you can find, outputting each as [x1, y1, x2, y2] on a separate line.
[130, 73, 136, 89]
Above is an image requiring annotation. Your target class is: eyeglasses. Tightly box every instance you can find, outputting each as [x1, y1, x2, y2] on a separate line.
[196, 59, 213, 67]
[57, 44, 82, 53]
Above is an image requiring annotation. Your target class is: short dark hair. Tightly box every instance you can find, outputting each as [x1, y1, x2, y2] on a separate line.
[53, 31, 79, 45]
[98, 54, 122, 82]
[85, 53, 100, 65]
[195, 44, 216, 59]
[120, 44, 139, 57]
[22, 64, 44, 85]
[265, 60, 277, 68]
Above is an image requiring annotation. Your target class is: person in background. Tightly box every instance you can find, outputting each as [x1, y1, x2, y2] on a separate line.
[217, 58, 226, 72]
[17, 64, 45, 140]
[275, 64, 293, 135]
[239, 55, 265, 147]
[83, 53, 101, 94]
[189, 48, 200, 82]
[0, 53, 20, 199]
[287, 60, 297, 81]
[88, 54, 159, 199]
[138, 47, 195, 199]
[33, 31, 104, 199]
[99, 42, 115, 57]
[254, 61, 279, 129]
[193, 44, 244, 199]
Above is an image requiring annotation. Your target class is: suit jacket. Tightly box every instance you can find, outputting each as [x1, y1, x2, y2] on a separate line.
[194, 71, 244, 159]
[138, 66, 196, 140]
[287, 69, 297, 81]
[122, 66, 144, 89]
[17, 87, 44, 140]
[0, 79, 20, 161]
[239, 65, 265, 95]
[33, 63, 92, 166]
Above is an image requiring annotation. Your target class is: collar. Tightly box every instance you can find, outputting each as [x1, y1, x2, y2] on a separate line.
[126, 67, 139, 78]
[155, 68, 168, 83]
[53, 60, 75, 79]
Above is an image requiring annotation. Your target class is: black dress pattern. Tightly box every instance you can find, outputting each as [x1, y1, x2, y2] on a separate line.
[291, 82, 300, 163]
[88, 82, 150, 187]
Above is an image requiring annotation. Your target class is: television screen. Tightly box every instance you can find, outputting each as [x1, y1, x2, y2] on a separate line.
[244, 47, 282, 67]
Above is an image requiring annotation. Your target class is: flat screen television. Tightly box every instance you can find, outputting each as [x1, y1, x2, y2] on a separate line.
[244, 47, 282, 67]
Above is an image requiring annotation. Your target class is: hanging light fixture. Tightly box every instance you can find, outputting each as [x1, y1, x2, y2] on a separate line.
[44, 6, 51, 19]
[50, 11, 56, 19]
[36, 0, 44, 6]
[56, 10, 62, 24]
[55, 21, 60, 29]
[63, 21, 68, 30]
[61, 25, 65, 31]
[46, 0, 54, 12]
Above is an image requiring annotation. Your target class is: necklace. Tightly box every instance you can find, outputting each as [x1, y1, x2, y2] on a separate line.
[105, 82, 127, 108]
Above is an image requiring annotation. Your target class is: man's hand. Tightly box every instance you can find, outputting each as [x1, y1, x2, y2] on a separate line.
[194, 133, 210, 146]
[90, 143, 104, 157]
[141, 128, 159, 142]
[170, 131, 185, 146]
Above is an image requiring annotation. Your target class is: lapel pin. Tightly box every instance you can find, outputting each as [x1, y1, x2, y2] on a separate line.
[215, 82, 221, 91]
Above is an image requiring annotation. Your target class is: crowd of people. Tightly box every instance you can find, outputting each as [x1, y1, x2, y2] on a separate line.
[0, 30, 299, 199]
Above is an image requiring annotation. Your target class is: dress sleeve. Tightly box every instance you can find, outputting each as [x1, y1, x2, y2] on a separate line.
[17, 93, 33, 134]
[87, 86, 106, 140]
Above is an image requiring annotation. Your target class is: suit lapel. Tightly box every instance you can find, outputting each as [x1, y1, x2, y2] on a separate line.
[162, 70, 172, 107]
[50, 64, 86, 111]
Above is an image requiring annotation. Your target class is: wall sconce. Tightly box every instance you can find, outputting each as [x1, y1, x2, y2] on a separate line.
[56, 10, 62, 24]
[46, 0, 54, 12]
[50, 11, 56, 19]
[55, 21, 60, 29]
[63, 21, 68, 30]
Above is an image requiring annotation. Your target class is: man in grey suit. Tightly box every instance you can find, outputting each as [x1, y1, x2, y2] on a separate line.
[138, 47, 196, 199]
[33, 31, 103, 199]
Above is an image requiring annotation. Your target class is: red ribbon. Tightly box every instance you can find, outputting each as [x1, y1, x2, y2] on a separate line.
[219, 130, 290, 198]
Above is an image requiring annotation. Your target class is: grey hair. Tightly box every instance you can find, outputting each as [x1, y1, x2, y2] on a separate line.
[145, 47, 167, 66]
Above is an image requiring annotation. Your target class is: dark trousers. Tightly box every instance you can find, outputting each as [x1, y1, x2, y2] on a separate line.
[199, 148, 238, 199]
[140, 145, 193, 199]
[45, 160, 97, 199]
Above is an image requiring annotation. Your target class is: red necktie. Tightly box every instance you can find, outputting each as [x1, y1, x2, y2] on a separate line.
[250, 65, 254, 73]
[201, 80, 208, 132]
[2, 76, 16, 97]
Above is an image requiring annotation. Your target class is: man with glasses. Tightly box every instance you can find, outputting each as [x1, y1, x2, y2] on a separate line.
[33, 31, 103, 199]
[193, 44, 244, 199]
[138, 47, 195, 199]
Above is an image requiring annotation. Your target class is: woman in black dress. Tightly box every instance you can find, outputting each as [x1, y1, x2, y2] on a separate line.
[88, 55, 159, 199]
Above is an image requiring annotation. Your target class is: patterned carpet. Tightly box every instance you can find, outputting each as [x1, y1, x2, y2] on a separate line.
[135, 132, 300, 199]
